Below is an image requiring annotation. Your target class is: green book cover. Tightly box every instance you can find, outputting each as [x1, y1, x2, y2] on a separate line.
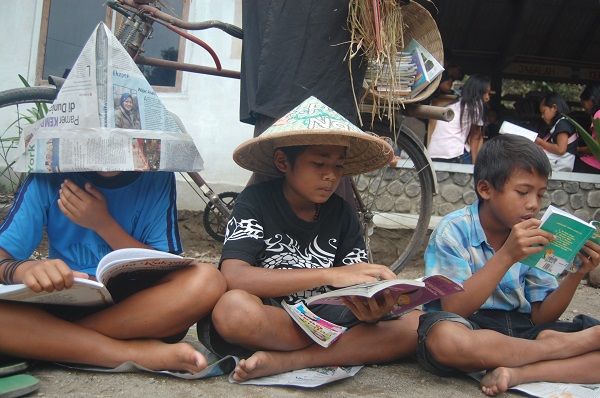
[521, 205, 596, 277]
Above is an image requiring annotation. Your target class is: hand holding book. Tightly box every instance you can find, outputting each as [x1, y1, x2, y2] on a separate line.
[521, 205, 598, 276]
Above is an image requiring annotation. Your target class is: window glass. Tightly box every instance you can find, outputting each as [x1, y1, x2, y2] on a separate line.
[39, 0, 186, 88]
[42, 0, 106, 79]
[137, 0, 184, 86]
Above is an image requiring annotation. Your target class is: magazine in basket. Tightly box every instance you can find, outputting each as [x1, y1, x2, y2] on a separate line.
[0, 248, 194, 306]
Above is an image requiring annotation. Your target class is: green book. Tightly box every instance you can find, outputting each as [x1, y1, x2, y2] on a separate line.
[521, 205, 597, 277]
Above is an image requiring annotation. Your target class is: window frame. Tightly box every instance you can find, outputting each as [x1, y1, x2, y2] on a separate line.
[36, 0, 189, 92]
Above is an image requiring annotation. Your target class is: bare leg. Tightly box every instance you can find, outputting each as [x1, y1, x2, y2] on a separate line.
[426, 321, 600, 372]
[212, 290, 314, 351]
[212, 290, 422, 382]
[481, 351, 600, 397]
[0, 302, 206, 373]
[77, 263, 226, 339]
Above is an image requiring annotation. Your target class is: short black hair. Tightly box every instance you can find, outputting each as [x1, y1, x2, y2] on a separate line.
[276, 145, 307, 169]
[473, 135, 551, 200]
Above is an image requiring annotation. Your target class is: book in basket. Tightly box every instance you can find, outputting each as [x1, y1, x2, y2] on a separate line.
[282, 275, 464, 347]
[0, 248, 194, 306]
[404, 39, 444, 99]
[521, 205, 598, 276]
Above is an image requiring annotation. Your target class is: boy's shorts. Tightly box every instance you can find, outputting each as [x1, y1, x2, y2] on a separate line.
[197, 298, 368, 359]
[416, 310, 600, 376]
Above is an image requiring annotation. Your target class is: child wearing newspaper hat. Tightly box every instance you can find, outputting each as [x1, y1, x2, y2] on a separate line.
[0, 170, 226, 374]
[198, 96, 423, 382]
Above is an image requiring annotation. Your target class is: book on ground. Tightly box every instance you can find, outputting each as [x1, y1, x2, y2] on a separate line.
[282, 275, 464, 347]
[499, 121, 538, 142]
[404, 39, 444, 98]
[521, 205, 597, 276]
[0, 248, 194, 306]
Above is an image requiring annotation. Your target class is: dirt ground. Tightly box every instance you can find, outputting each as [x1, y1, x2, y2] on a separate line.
[19, 210, 600, 397]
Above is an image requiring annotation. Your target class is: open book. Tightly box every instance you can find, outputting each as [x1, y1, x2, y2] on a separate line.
[0, 248, 194, 306]
[521, 205, 597, 276]
[282, 275, 464, 347]
[499, 121, 538, 142]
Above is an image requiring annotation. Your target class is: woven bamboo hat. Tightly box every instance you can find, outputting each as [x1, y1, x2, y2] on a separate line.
[233, 97, 394, 176]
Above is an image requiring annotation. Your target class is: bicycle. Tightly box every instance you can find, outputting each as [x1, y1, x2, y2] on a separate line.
[0, 0, 453, 273]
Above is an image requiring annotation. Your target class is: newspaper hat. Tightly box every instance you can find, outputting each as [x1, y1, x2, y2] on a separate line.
[11, 23, 203, 173]
[233, 97, 394, 176]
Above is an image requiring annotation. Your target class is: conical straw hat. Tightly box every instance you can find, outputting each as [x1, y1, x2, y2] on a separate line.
[233, 96, 394, 176]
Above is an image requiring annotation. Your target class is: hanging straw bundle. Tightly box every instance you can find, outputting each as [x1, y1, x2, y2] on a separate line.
[348, 0, 443, 129]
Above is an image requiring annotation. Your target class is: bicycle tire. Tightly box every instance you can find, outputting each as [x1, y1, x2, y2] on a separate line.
[203, 191, 238, 242]
[356, 117, 435, 274]
[0, 86, 59, 107]
[0, 86, 59, 219]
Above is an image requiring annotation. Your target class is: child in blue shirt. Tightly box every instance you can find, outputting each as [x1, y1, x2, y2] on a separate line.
[0, 171, 226, 373]
[417, 134, 600, 395]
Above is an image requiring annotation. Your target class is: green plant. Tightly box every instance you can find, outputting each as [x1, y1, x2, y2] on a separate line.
[563, 114, 600, 163]
[0, 75, 49, 192]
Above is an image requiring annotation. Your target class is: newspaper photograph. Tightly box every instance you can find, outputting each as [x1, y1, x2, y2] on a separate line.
[12, 22, 203, 173]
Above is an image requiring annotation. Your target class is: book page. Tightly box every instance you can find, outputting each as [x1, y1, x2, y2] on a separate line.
[499, 121, 538, 142]
[0, 278, 112, 306]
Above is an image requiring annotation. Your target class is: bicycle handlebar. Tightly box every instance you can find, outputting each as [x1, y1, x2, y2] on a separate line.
[115, 0, 243, 39]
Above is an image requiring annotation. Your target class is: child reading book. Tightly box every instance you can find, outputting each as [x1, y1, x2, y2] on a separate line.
[0, 171, 226, 373]
[415, 134, 600, 396]
[199, 96, 424, 382]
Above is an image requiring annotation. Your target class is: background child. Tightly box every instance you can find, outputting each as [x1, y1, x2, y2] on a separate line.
[535, 92, 578, 172]
[574, 84, 600, 174]
[199, 96, 423, 382]
[0, 171, 226, 373]
[415, 134, 600, 396]
[427, 74, 490, 164]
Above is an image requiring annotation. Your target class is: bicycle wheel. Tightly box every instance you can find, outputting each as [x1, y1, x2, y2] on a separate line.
[203, 191, 238, 242]
[355, 117, 435, 274]
[0, 86, 59, 220]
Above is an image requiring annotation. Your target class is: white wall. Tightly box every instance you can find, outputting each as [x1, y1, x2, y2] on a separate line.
[0, 1, 251, 210]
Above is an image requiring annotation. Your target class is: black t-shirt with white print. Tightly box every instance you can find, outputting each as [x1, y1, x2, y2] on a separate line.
[220, 178, 367, 303]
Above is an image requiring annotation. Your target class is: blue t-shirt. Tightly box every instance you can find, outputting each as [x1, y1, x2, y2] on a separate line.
[423, 200, 557, 313]
[0, 172, 181, 275]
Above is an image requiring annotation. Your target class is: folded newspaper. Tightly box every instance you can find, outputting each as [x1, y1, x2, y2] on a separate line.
[12, 22, 203, 173]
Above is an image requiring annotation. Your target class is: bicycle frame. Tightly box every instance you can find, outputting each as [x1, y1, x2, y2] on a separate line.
[104, 0, 451, 270]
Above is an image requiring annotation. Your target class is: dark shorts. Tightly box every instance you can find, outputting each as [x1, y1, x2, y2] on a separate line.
[416, 310, 600, 376]
[197, 298, 366, 359]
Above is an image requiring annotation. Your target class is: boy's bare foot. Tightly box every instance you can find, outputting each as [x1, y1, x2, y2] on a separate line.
[232, 351, 296, 382]
[481, 367, 516, 396]
[129, 340, 207, 374]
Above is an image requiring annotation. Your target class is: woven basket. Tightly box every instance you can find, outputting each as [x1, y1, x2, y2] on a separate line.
[364, 1, 444, 105]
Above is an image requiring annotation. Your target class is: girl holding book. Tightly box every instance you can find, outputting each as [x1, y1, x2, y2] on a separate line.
[574, 84, 600, 174]
[535, 92, 578, 172]
[427, 74, 490, 164]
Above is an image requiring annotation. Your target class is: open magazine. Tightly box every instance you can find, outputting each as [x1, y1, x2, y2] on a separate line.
[283, 275, 464, 347]
[0, 248, 194, 306]
[12, 22, 203, 173]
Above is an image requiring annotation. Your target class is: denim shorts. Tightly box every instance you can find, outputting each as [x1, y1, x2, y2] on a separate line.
[416, 310, 600, 376]
[197, 298, 367, 359]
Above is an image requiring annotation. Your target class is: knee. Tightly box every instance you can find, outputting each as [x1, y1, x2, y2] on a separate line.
[212, 289, 260, 338]
[426, 322, 470, 365]
[177, 263, 227, 305]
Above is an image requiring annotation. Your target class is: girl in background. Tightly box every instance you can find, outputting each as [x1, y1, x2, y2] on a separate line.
[574, 84, 600, 174]
[428, 74, 490, 164]
[535, 92, 578, 172]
